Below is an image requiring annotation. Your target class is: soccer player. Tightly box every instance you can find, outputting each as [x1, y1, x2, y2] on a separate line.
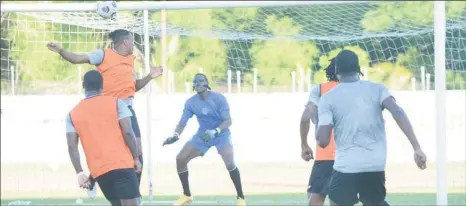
[315, 50, 427, 206]
[300, 58, 338, 206]
[162, 73, 246, 206]
[47, 29, 162, 196]
[66, 70, 142, 206]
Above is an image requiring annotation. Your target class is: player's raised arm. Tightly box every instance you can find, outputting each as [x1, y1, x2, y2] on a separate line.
[134, 50, 164, 92]
[315, 97, 333, 148]
[135, 65, 163, 92]
[380, 85, 427, 170]
[46, 42, 92, 64]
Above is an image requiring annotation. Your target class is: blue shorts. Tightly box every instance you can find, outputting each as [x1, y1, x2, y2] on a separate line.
[187, 134, 232, 155]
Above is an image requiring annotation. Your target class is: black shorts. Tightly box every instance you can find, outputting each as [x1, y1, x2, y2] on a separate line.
[127, 105, 141, 138]
[328, 170, 387, 206]
[89, 155, 143, 187]
[307, 160, 334, 195]
[96, 168, 141, 201]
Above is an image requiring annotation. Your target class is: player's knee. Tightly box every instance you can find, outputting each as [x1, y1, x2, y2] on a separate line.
[176, 153, 192, 166]
[225, 161, 236, 171]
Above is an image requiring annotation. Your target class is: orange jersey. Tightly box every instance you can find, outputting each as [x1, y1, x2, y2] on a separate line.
[70, 96, 134, 178]
[96, 48, 136, 100]
[315, 81, 339, 161]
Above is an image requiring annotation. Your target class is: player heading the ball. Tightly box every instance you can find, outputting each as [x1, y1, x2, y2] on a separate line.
[47, 29, 163, 198]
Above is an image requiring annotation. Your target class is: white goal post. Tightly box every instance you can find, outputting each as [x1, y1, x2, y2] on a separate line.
[1, 1, 449, 205]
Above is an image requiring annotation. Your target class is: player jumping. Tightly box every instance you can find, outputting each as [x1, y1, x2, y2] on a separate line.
[47, 29, 162, 197]
[66, 70, 142, 206]
[162, 73, 246, 206]
[300, 58, 338, 206]
[315, 50, 427, 206]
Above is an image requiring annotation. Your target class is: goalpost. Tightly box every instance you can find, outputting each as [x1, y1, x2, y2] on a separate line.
[1, 1, 461, 205]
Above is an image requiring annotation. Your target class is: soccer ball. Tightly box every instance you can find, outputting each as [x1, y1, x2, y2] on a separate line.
[96, 1, 118, 19]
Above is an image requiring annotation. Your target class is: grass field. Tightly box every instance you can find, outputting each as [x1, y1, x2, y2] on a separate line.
[2, 193, 466, 205]
[2, 162, 465, 205]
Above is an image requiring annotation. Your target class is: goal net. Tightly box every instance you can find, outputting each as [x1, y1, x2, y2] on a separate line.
[1, 1, 465, 204]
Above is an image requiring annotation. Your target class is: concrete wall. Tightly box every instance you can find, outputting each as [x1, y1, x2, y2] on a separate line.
[1, 91, 465, 165]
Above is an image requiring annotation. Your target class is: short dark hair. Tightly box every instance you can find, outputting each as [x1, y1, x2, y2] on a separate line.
[324, 58, 338, 82]
[108, 29, 131, 43]
[83, 70, 103, 91]
[335, 49, 361, 75]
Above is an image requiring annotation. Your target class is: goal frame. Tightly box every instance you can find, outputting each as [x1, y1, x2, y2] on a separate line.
[1, 1, 448, 205]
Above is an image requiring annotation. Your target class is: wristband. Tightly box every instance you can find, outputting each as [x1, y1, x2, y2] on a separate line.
[173, 132, 180, 137]
[215, 128, 221, 134]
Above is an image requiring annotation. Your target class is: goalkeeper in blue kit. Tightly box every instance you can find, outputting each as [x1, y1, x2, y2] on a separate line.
[163, 73, 246, 206]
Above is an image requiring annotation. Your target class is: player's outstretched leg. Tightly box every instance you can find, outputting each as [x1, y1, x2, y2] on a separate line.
[174, 143, 202, 206]
[218, 144, 245, 206]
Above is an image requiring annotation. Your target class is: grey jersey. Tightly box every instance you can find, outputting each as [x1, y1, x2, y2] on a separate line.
[317, 80, 392, 173]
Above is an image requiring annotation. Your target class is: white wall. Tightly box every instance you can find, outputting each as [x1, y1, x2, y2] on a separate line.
[1, 91, 465, 165]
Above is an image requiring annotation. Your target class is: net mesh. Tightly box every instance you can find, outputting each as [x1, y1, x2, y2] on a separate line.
[1, 1, 465, 94]
[1, 1, 466, 202]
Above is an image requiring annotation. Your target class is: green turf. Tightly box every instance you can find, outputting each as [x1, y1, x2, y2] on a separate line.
[2, 193, 466, 205]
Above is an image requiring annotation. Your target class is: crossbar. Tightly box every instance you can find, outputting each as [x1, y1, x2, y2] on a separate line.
[1, 1, 373, 12]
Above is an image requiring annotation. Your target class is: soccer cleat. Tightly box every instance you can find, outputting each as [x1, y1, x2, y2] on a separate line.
[173, 194, 192, 206]
[87, 180, 97, 199]
[237, 197, 246, 206]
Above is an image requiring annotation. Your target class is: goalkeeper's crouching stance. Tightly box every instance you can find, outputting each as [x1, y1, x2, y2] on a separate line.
[163, 73, 246, 206]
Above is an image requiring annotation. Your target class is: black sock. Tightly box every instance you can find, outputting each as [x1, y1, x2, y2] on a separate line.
[178, 171, 191, 196]
[229, 167, 244, 199]
[88, 175, 96, 190]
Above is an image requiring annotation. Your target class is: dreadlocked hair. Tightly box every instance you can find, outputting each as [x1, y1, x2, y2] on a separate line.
[324, 59, 338, 82]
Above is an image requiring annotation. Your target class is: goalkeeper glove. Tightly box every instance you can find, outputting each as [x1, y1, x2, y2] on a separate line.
[201, 128, 220, 143]
[163, 132, 180, 146]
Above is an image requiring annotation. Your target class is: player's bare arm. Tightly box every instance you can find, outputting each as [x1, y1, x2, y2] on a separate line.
[66, 132, 84, 174]
[300, 103, 315, 161]
[46, 42, 90, 64]
[119, 117, 138, 159]
[316, 125, 332, 148]
[119, 116, 142, 172]
[135, 66, 163, 91]
[134, 51, 164, 92]
[382, 96, 427, 169]
[66, 132, 90, 189]
[315, 97, 333, 149]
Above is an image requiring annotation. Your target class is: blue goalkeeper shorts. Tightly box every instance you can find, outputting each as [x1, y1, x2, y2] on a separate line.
[187, 134, 232, 156]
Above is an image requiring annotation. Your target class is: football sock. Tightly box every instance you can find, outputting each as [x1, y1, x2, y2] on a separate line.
[88, 175, 96, 190]
[229, 167, 244, 199]
[178, 171, 191, 196]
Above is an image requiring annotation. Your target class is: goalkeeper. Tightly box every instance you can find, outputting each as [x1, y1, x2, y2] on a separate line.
[47, 29, 162, 197]
[163, 73, 246, 206]
[300, 58, 338, 206]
